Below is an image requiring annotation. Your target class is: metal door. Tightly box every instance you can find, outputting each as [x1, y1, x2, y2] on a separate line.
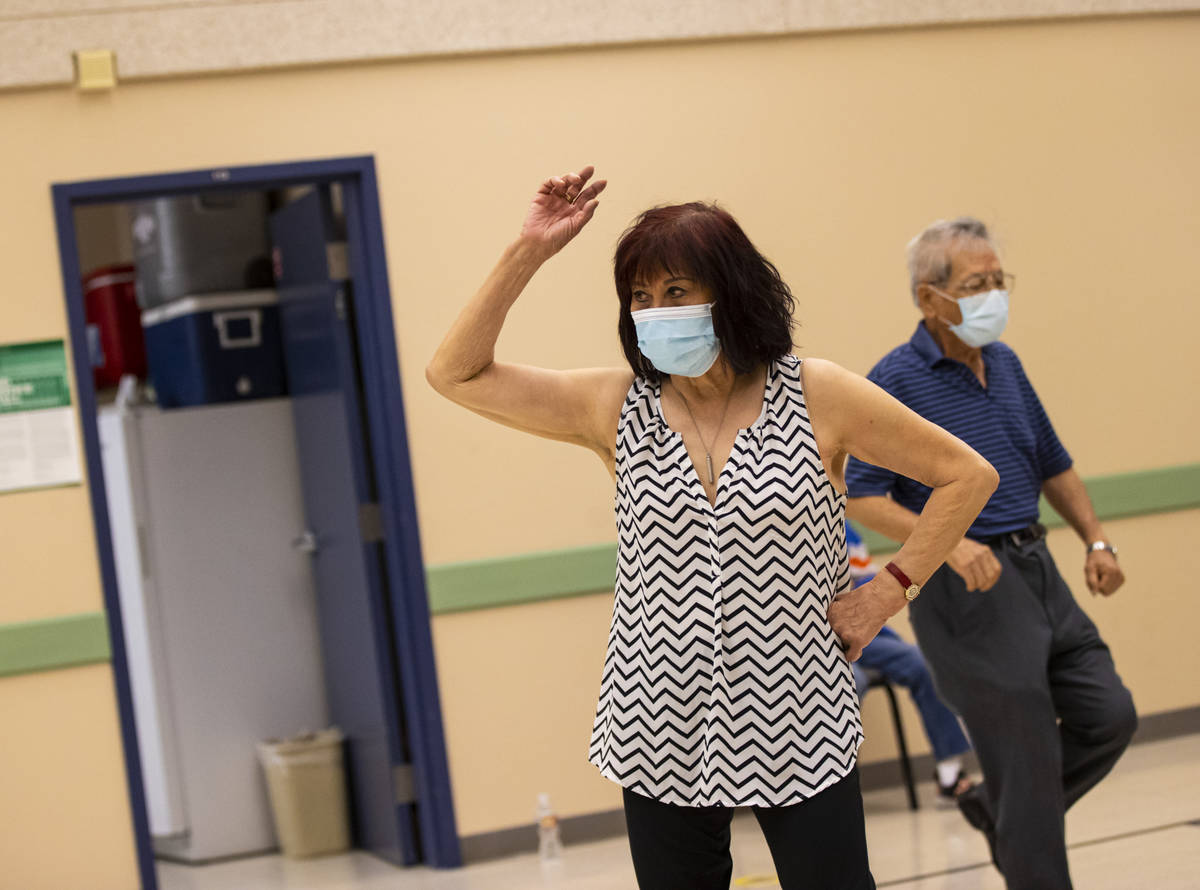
[270, 187, 419, 865]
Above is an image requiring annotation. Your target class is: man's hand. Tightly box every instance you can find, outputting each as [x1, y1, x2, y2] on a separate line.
[946, 537, 1003, 591]
[1085, 549, 1124, 597]
[828, 576, 904, 661]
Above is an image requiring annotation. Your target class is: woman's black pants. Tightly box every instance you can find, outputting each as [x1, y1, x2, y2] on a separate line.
[622, 768, 875, 890]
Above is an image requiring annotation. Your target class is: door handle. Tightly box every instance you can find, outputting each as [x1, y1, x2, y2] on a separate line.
[292, 531, 319, 554]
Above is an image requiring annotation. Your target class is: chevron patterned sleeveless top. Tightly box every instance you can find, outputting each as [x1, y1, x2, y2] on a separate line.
[588, 355, 863, 808]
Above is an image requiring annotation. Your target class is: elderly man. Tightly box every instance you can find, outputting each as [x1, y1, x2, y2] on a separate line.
[845, 218, 1137, 889]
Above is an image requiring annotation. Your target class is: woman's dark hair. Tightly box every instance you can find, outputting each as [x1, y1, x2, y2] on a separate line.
[613, 202, 796, 381]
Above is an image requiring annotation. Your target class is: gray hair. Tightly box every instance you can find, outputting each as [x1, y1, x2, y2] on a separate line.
[906, 217, 995, 305]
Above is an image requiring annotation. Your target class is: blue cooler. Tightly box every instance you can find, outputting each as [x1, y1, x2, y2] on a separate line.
[142, 290, 286, 408]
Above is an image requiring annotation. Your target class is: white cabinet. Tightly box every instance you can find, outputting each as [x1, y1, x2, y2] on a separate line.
[98, 399, 329, 862]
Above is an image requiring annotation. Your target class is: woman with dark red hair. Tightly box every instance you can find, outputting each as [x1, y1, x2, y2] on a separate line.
[427, 166, 997, 890]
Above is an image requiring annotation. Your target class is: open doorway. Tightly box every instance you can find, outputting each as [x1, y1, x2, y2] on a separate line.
[52, 158, 460, 890]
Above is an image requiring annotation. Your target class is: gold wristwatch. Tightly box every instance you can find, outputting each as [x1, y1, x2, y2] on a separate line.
[884, 561, 921, 602]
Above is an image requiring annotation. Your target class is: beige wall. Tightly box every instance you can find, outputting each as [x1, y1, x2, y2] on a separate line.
[74, 203, 134, 276]
[0, 664, 138, 890]
[1, 12, 1198, 877]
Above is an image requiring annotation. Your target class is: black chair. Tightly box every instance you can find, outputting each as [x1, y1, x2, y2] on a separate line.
[861, 667, 919, 811]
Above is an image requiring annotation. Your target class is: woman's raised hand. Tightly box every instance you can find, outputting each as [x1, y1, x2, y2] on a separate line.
[520, 165, 608, 259]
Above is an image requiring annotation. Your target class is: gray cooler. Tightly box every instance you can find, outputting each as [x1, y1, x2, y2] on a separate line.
[131, 192, 274, 309]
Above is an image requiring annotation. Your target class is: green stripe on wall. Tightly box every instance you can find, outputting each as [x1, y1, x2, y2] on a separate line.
[857, 462, 1200, 553]
[425, 544, 618, 614]
[3, 465, 1198, 676]
[1041, 464, 1200, 524]
[430, 463, 1200, 614]
[0, 612, 110, 679]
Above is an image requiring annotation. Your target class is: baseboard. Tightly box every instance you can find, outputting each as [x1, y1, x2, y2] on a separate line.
[461, 807, 627, 864]
[1129, 703, 1200, 744]
[457, 704, 1200, 865]
[856, 749, 980, 795]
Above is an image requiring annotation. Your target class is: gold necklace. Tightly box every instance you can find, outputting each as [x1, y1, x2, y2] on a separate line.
[671, 379, 735, 484]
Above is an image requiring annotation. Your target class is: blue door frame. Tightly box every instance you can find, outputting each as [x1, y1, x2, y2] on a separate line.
[51, 156, 461, 888]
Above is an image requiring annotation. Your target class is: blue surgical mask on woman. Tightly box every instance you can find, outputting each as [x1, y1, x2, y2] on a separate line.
[631, 302, 720, 377]
[935, 288, 1009, 348]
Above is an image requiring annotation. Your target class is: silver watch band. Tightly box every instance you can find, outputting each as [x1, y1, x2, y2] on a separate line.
[1087, 541, 1118, 558]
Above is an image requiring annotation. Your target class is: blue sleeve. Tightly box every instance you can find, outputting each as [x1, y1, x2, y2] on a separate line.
[1012, 353, 1073, 480]
[845, 454, 899, 498]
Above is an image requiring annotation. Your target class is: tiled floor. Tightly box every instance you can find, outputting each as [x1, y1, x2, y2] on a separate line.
[159, 734, 1200, 889]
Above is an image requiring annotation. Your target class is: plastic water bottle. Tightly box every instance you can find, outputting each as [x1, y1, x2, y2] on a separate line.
[536, 792, 563, 863]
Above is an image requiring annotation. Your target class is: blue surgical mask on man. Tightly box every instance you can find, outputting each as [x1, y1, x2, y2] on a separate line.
[631, 302, 720, 377]
[934, 288, 1009, 348]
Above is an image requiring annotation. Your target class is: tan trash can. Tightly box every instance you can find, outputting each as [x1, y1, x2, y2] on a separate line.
[257, 728, 351, 858]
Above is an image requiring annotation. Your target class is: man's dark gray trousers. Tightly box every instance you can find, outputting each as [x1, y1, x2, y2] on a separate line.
[909, 533, 1137, 890]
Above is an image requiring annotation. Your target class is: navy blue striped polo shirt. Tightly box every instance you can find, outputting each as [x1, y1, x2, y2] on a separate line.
[845, 322, 1072, 539]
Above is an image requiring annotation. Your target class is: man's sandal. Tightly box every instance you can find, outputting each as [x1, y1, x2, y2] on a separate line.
[936, 768, 975, 804]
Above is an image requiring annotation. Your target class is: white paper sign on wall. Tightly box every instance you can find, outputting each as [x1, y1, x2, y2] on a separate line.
[0, 340, 83, 494]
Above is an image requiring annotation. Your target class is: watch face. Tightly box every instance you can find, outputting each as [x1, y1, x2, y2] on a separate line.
[906, 585, 920, 601]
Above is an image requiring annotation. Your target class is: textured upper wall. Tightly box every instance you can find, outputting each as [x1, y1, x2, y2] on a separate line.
[2, 0, 1197, 89]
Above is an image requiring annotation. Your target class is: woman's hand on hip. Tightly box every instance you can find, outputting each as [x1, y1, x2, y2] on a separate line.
[520, 165, 607, 258]
[828, 577, 904, 662]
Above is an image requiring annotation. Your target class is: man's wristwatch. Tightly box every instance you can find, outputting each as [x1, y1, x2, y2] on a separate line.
[1088, 541, 1118, 559]
[884, 561, 921, 602]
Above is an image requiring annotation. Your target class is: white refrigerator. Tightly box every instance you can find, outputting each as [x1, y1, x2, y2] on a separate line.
[98, 398, 330, 862]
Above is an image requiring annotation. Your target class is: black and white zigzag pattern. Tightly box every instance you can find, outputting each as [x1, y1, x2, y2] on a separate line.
[588, 355, 862, 807]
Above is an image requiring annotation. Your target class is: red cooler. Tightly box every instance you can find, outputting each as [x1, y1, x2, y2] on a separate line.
[85, 264, 148, 390]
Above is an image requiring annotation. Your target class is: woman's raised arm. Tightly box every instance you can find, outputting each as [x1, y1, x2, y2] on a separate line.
[425, 167, 630, 460]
